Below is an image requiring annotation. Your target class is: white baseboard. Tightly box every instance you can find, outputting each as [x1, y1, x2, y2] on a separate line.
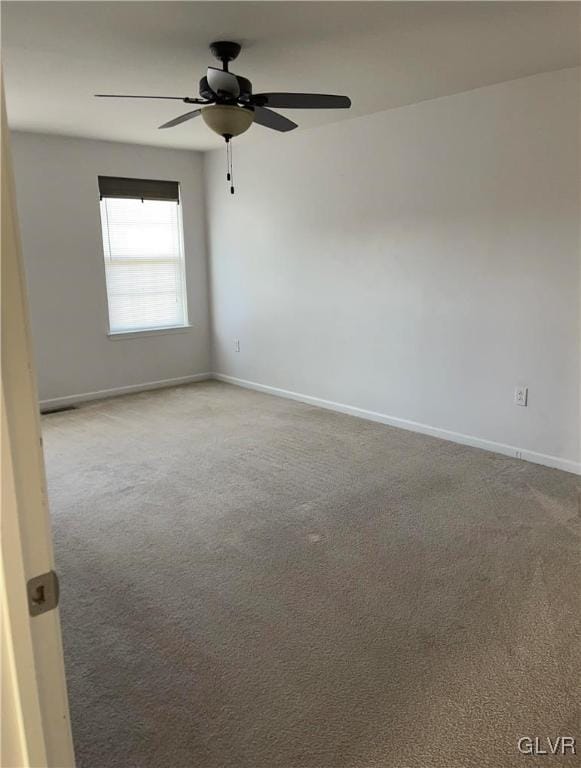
[40, 373, 212, 411]
[213, 373, 581, 476]
[39, 370, 580, 476]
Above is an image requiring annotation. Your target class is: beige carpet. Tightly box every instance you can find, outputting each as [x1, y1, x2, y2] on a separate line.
[42, 381, 580, 768]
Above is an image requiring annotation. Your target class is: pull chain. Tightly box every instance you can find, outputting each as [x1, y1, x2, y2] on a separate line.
[224, 136, 235, 195]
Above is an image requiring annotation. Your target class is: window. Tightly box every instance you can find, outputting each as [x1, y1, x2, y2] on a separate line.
[98, 176, 189, 334]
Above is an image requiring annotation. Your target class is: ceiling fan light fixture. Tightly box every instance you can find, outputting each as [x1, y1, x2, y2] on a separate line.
[96, 41, 352, 195]
[201, 104, 254, 138]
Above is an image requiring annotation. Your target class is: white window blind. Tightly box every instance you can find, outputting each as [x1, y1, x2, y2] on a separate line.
[99, 193, 188, 334]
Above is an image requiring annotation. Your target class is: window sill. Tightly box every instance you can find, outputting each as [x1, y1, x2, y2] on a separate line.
[108, 325, 192, 340]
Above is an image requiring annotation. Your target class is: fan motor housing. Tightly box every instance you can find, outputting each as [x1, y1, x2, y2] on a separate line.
[199, 75, 252, 103]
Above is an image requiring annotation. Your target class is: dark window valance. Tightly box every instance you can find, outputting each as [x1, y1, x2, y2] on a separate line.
[98, 176, 180, 202]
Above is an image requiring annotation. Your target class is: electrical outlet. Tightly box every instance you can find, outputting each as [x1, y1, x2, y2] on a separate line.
[234, 338, 240, 352]
[514, 386, 528, 407]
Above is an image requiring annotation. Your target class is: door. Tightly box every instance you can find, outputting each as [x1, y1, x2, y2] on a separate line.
[1, 75, 75, 767]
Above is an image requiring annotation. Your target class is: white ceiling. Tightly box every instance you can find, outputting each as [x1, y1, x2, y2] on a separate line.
[2, 1, 579, 152]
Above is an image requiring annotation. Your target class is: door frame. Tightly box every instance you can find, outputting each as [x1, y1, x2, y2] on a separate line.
[1, 74, 75, 767]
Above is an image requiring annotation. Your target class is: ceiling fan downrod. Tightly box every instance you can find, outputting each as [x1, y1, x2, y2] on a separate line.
[209, 41, 241, 72]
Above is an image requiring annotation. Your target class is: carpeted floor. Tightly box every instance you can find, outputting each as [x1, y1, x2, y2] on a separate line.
[42, 381, 580, 768]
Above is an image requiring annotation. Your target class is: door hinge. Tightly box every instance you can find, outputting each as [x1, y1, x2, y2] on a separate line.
[27, 570, 60, 616]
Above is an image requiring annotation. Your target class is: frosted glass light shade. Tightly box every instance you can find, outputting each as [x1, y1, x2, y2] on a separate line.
[202, 105, 254, 138]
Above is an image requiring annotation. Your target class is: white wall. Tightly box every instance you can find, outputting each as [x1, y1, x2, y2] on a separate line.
[11, 133, 211, 402]
[205, 68, 580, 468]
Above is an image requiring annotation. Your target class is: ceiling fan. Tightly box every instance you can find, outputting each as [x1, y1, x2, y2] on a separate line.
[96, 41, 352, 193]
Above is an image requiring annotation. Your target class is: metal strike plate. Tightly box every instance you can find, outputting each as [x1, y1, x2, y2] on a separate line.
[27, 570, 59, 616]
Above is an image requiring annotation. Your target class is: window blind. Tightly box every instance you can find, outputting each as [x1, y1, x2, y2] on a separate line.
[98, 176, 179, 202]
[99, 192, 188, 333]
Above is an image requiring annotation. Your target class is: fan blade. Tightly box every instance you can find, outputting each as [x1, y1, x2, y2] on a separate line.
[159, 109, 202, 129]
[252, 93, 351, 109]
[207, 68, 240, 98]
[252, 106, 297, 133]
[95, 94, 205, 103]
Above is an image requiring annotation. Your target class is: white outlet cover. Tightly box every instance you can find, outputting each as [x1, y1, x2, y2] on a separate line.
[514, 386, 528, 406]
